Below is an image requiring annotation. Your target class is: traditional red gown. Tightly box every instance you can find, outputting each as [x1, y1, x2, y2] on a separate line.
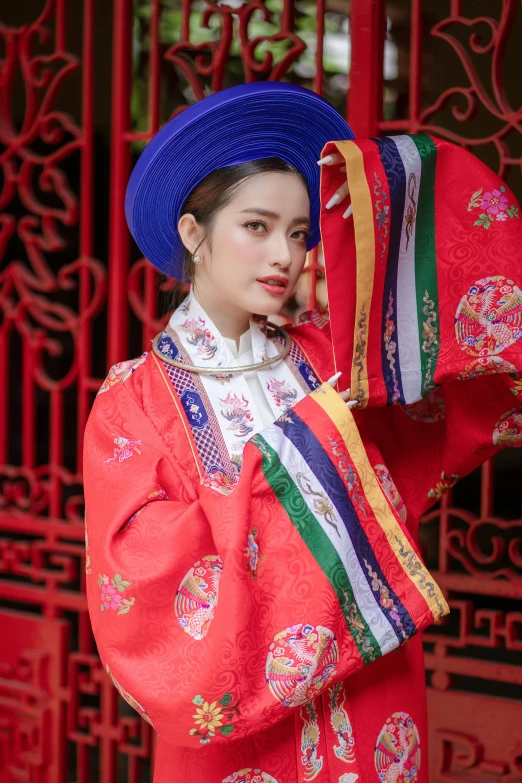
[84, 133, 522, 783]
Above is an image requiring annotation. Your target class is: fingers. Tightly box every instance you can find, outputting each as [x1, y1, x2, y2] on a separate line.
[325, 375, 356, 409]
[325, 181, 349, 209]
[317, 153, 343, 166]
[327, 371, 342, 386]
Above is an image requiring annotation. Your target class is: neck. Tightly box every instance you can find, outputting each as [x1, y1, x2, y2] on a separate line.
[191, 286, 251, 345]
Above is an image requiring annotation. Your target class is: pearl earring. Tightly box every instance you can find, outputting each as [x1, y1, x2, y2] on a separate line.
[193, 253, 202, 264]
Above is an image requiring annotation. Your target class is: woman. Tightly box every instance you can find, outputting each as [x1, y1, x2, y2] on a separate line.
[84, 82, 522, 782]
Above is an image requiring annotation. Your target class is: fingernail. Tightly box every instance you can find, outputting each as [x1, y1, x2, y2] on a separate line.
[343, 204, 353, 219]
[317, 155, 333, 166]
[326, 193, 341, 209]
[327, 371, 342, 385]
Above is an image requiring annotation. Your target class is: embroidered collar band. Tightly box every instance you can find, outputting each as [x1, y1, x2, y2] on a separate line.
[152, 289, 291, 375]
[125, 82, 354, 280]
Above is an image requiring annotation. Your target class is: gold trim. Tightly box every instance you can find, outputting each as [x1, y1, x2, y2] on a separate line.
[151, 321, 292, 375]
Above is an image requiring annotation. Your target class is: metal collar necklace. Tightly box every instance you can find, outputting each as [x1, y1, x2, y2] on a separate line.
[151, 321, 292, 375]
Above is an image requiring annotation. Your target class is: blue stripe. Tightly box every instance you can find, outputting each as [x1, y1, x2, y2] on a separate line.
[374, 137, 407, 405]
[275, 409, 416, 643]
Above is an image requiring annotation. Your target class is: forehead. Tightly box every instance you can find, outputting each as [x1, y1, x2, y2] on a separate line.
[231, 170, 310, 209]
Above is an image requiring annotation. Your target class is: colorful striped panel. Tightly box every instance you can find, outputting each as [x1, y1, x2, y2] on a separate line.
[251, 384, 448, 661]
[339, 134, 441, 407]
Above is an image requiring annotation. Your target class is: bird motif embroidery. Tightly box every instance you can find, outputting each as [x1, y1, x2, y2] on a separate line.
[300, 699, 324, 781]
[455, 276, 522, 357]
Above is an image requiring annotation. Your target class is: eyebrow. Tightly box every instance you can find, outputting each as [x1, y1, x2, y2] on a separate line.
[239, 207, 311, 225]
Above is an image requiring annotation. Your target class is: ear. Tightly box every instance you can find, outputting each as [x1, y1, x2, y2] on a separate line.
[178, 213, 204, 254]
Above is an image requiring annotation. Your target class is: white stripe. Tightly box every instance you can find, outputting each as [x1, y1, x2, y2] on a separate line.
[393, 135, 423, 404]
[262, 424, 399, 655]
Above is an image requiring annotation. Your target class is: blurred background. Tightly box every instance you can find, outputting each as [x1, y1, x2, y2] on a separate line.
[1, 0, 521, 780]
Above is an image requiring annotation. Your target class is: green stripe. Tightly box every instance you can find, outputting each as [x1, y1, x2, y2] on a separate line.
[411, 134, 440, 394]
[253, 435, 380, 664]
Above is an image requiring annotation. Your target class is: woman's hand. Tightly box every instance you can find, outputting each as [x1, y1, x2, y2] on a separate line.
[318, 153, 352, 219]
[327, 371, 357, 409]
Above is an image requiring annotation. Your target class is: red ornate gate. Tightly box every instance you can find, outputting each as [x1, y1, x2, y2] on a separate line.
[1, 1, 521, 781]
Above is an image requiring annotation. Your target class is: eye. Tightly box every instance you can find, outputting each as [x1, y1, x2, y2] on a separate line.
[292, 229, 311, 242]
[243, 221, 267, 233]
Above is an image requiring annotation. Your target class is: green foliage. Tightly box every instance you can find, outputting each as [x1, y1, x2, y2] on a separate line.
[131, 0, 350, 144]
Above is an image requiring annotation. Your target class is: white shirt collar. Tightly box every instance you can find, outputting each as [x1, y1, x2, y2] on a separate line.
[168, 288, 269, 369]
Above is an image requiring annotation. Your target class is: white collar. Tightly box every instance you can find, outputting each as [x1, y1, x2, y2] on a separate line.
[168, 289, 269, 369]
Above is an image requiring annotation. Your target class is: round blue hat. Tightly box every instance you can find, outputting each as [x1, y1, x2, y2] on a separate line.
[125, 81, 354, 280]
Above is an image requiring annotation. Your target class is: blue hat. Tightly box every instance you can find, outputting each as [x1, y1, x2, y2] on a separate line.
[125, 81, 354, 280]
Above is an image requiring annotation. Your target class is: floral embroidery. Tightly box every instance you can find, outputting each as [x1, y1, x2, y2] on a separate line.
[175, 555, 223, 640]
[459, 356, 517, 380]
[404, 172, 417, 251]
[383, 291, 400, 402]
[266, 377, 299, 411]
[338, 775, 359, 783]
[509, 373, 522, 397]
[374, 711, 421, 783]
[329, 436, 368, 517]
[98, 573, 135, 615]
[106, 664, 154, 726]
[180, 389, 208, 429]
[373, 171, 389, 263]
[300, 699, 324, 780]
[222, 770, 279, 783]
[297, 472, 340, 537]
[428, 472, 459, 499]
[104, 434, 142, 464]
[374, 464, 407, 522]
[98, 354, 147, 394]
[492, 407, 522, 447]
[181, 316, 218, 359]
[352, 305, 368, 406]
[85, 523, 92, 575]
[328, 682, 355, 764]
[455, 276, 522, 357]
[468, 185, 519, 229]
[266, 624, 339, 708]
[157, 333, 179, 360]
[401, 391, 445, 423]
[201, 467, 239, 495]
[363, 559, 406, 640]
[421, 290, 438, 393]
[190, 692, 239, 744]
[219, 392, 255, 437]
[245, 528, 266, 580]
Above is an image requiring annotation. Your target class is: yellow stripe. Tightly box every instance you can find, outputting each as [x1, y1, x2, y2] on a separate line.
[310, 384, 448, 621]
[334, 141, 375, 408]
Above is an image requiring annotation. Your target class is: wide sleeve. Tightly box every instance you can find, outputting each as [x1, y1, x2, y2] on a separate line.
[84, 378, 448, 748]
[320, 134, 522, 524]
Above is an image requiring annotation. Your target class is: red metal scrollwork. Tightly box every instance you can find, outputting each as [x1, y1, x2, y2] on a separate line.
[381, 1, 522, 779]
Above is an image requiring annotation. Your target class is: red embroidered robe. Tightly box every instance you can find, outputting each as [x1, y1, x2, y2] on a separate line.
[85, 133, 522, 783]
[84, 310, 520, 783]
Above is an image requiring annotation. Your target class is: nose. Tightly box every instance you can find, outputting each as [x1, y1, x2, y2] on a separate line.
[268, 232, 292, 270]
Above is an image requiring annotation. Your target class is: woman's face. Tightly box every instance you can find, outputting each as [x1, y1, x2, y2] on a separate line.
[181, 171, 311, 320]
